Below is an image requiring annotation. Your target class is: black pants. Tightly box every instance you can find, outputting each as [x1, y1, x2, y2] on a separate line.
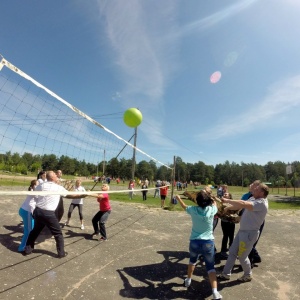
[221, 220, 235, 252]
[67, 203, 83, 220]
[55, 197, 64, 222]
[92, 210, 111, 239]
[249, 221, 265, 262]
[142, 191, 147, 200]
[26, 207, 65, 256]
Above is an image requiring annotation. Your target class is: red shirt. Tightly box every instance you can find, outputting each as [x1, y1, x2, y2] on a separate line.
[97, 193, 111, 211]
[160, 186, 168, 196]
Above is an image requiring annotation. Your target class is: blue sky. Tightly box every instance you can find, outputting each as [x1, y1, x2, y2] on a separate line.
[1, 0, 300, 167]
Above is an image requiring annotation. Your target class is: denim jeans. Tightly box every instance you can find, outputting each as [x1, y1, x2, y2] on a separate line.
[189, 239, 215, 272]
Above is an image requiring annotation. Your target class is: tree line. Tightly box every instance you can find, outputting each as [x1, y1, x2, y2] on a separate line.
[0, 151, 299, 187]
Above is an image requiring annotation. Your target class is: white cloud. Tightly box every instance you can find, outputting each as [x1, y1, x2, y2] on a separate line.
[97, 0, 179, 105]
[197, 75, 300, 140]
[177, 0, 258, 37]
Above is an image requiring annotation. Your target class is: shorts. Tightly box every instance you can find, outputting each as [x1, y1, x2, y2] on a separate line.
[160, 195, 166, 200]
[189, 239, 215, 272]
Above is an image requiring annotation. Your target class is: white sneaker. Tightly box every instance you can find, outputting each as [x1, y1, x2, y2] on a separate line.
[184, 278, 191, 287]
[80, 224, 84, 230]
[212, 291, 222, 299]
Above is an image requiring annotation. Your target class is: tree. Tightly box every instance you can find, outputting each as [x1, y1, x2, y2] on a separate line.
[136, 160, 153, 181]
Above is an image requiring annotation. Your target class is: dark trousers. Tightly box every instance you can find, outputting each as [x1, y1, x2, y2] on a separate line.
[142, 191, 147, 200]
[249, 221, 265, 262]
[92, 210, 111, 239]
[67, 203, 83, 220]
[55, 197, 64, 222]
[221, 220, 235, 252]
[26, 207, 65, 256]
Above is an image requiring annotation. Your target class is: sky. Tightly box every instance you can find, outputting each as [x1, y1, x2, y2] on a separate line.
[1, 0, 300, 167]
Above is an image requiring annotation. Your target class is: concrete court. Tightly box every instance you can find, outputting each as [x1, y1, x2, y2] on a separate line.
[0, 195, 299, 300]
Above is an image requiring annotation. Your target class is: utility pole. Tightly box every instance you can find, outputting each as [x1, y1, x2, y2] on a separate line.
[103, 149, 106, 175]
[131, 127, 137, 180]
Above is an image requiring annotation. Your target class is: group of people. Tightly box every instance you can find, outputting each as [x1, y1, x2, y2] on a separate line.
[175, 180, 269, 299]
[128, 179, 169, 208]
[18, 170, 112, 258]
[18, 174, 269, 299]
[217, 182, 265, 267]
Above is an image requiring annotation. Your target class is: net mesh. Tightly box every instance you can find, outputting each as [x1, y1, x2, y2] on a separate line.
[0, 55, 172, 195]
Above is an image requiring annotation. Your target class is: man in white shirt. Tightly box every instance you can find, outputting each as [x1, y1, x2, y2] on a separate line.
[25, 171, 86, 258]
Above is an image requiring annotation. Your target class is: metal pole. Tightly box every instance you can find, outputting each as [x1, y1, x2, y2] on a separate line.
[131, 127, 137, 179]
[103, 149, 106, 175]
[170, 156, 176, 204]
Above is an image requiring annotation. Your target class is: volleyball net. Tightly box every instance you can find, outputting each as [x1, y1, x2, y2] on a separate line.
[0, 55, 172, 196]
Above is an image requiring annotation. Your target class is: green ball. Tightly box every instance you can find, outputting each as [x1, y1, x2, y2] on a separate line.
[123, 108, 143, 128]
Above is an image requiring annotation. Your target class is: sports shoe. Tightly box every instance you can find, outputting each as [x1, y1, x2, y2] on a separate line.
[212, 291, 223, 299]
[184, 278, 191, 287]
[57, 252, 68, 259]
[238, 274, 253, 282]
[217, 273, 230, 280]
[24, 245, 33, 255]
[99, 236, 107, 241]
[80, 224, 84, 230]
[220, 252, 228, 259]
[64, 221, 69, 226]
[252, 255, 261, 263]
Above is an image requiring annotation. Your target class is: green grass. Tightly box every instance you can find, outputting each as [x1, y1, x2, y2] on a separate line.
[1, 177, 299, 210]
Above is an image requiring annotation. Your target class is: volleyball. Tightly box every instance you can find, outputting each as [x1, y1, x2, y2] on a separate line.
[123, 108, 143, 128]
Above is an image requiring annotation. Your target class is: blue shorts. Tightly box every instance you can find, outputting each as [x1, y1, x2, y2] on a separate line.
[189, 239, 215, 272]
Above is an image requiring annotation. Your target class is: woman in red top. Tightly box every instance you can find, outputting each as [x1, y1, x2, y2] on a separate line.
[160, 181, 168, 208]
[91, 184, 111, 241]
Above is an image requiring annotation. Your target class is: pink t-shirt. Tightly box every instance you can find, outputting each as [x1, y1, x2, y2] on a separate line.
[97, 193, 111, 211]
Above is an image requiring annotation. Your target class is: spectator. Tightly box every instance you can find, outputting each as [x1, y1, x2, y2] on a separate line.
[160, 181, 168, 208]
[154, 180, 161, 198]
[141, 181, 148, 201]
[128, 179, 134, 200]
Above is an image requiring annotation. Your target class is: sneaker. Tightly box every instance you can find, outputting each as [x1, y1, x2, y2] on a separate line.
[252, 256, 261, 263]
[238, 274, 253, 282]
[220, 252, 228, 259]
[184, 278, 191, 287]
[64, 221, 69, 226]
[24, 245, 33, 255]
[212, 291, 223, 299]
[57, 252, 68, 259]
[217, 273, 230, 280]
[80, 224, 84, 230]
[99, 236, 107, 242]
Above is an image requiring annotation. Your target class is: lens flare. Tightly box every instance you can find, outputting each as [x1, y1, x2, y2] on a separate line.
[210, 71, 222, 84]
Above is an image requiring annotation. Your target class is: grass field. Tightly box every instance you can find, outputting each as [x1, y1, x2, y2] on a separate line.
[1, 175, 299, 211]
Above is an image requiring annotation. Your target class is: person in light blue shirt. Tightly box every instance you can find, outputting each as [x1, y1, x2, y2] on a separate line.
[175, 188, 222, 300]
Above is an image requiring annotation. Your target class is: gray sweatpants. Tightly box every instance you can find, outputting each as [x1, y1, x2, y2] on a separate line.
[223, 230, 259, 276]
